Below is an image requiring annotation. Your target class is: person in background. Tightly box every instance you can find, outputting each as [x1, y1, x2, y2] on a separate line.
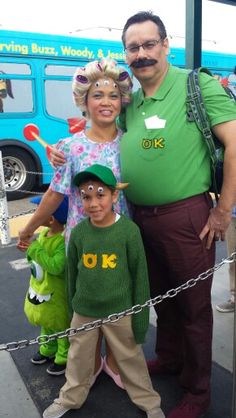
[227, 65, 236, 97]
[43, 164, 165, 418]
[216, 206, 236, 313]
[18, 57, 133, 389]
[19, 195, 69, 376]
[119, 11, 236, 418]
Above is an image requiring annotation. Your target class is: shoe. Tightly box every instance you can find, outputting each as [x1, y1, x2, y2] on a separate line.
[216, 299, 235, 313]
[43, 399, 70, 418]
[103, 356, 125, 390]
[147, 406, 166, 418]
[147, 358, 182, 375]
[31, 351, 54, 365]
[90, 357, 104, 387]
[167, 400, 207, 418]
[46, 363, 66, 376]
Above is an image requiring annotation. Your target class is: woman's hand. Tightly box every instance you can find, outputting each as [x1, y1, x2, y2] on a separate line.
[17, 228, 34, 251]
[17, 239, 31, 252]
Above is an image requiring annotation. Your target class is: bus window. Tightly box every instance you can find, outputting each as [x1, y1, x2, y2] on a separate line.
[45, 64, 78, 76]
[45, 79, 80, 120]
[0, 62, 33, 113]
[1, 79, 33, 113]
[0, 62, 31, 75]
[44, 64, 82, 120]
[132, 76, 141, 92]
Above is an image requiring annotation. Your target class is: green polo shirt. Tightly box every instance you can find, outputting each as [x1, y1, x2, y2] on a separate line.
[120, 64, 236, 205]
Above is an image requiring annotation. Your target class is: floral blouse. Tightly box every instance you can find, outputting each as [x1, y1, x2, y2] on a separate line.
[50, 129, 130, 246]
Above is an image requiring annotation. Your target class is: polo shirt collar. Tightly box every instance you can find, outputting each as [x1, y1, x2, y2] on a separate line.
[136, 64, 178, 107]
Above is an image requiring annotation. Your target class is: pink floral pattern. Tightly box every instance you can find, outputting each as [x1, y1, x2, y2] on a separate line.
[50, 130, 130, 246]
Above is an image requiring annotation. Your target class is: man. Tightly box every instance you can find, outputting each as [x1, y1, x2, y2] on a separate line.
[120, 11, 236, 418]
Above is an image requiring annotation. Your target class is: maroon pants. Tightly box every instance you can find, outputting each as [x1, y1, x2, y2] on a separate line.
[133, 193, 215, 406]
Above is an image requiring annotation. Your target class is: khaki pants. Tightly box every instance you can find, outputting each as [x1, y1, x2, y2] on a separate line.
[58, 313, 161, 412]
[226, 217, 236, 302]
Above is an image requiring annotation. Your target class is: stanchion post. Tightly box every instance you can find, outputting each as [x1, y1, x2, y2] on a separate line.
[233, 251, 236, 418]
[0, 151, 11, 245]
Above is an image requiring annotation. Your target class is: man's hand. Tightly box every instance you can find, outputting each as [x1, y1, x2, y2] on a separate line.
[199, 206, 231, 249]
[49, 146, 66, 168]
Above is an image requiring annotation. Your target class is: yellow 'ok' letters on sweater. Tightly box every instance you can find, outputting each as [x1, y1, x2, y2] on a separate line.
[82, 253, 117, 269]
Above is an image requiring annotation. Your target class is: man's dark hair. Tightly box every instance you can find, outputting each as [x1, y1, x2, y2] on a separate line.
[122, 11, 167, 46]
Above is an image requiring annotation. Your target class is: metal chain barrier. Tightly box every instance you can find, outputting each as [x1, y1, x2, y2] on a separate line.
[0, 207, 36, 222]
[7, 189, 45, 195]
[0, 155, 52, 244]
[2, 191, 43, 222]
[6, 169, 53, 177]
[4, 167, 52, 197]
[1, 252, 235, 353]
[7, 208, 36, 220]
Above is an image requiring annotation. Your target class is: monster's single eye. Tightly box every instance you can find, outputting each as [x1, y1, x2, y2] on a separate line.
[98, 186, 104, 193]
[30, 261, 43, 281]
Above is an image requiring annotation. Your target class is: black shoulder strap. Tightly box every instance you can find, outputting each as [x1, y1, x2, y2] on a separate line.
[186, 67, 219, 198]
[223, 85, 236, 101]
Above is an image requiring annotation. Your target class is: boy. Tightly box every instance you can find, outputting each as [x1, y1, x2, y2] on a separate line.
[23, 195, 70, 376]
[43, 164, 165, 418]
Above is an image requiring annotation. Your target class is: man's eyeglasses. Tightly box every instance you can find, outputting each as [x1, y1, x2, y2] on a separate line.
[125, 39, 162, 55]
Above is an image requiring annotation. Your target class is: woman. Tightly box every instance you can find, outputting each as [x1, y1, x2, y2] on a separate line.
[18, 57, 133, 388]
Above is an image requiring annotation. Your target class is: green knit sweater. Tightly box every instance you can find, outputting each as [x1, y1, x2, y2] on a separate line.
[67, 215, 150, 344]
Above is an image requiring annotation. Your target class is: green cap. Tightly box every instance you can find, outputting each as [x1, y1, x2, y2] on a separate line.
[73, 164, 129, 190]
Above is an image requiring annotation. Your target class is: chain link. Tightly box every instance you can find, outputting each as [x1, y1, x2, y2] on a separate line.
[7, 209, 36, 220]
[1, 252, 235, 353]
[6, 169, 53, 177]
[6, 189, 45, 195]
[4, 168, 52, 194]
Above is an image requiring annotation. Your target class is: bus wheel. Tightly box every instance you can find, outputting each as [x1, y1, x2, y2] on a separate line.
[1, 147, 37, 201]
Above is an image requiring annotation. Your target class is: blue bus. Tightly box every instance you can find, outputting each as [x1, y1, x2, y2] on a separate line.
[0, 29, 235, 200]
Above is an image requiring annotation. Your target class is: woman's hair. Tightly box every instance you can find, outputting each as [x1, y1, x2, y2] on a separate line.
[72, 58, 133, 113]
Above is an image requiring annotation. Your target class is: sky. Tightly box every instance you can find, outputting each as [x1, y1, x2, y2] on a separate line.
[0, 0, 236, 54]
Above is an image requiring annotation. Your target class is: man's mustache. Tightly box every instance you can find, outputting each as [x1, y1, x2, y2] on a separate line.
[130, 59, 158, 68]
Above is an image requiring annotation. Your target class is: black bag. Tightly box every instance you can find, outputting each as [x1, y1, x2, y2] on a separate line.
[186, 67, 235, 200]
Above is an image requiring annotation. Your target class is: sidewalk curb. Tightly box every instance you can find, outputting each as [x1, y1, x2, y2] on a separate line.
[0, 350, 41, 417]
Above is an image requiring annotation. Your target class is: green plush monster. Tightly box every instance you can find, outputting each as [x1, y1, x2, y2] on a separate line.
[24, 227, 70, 366]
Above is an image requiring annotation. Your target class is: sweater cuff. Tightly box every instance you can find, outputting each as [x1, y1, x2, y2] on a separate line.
[134, 331, 146, 345]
